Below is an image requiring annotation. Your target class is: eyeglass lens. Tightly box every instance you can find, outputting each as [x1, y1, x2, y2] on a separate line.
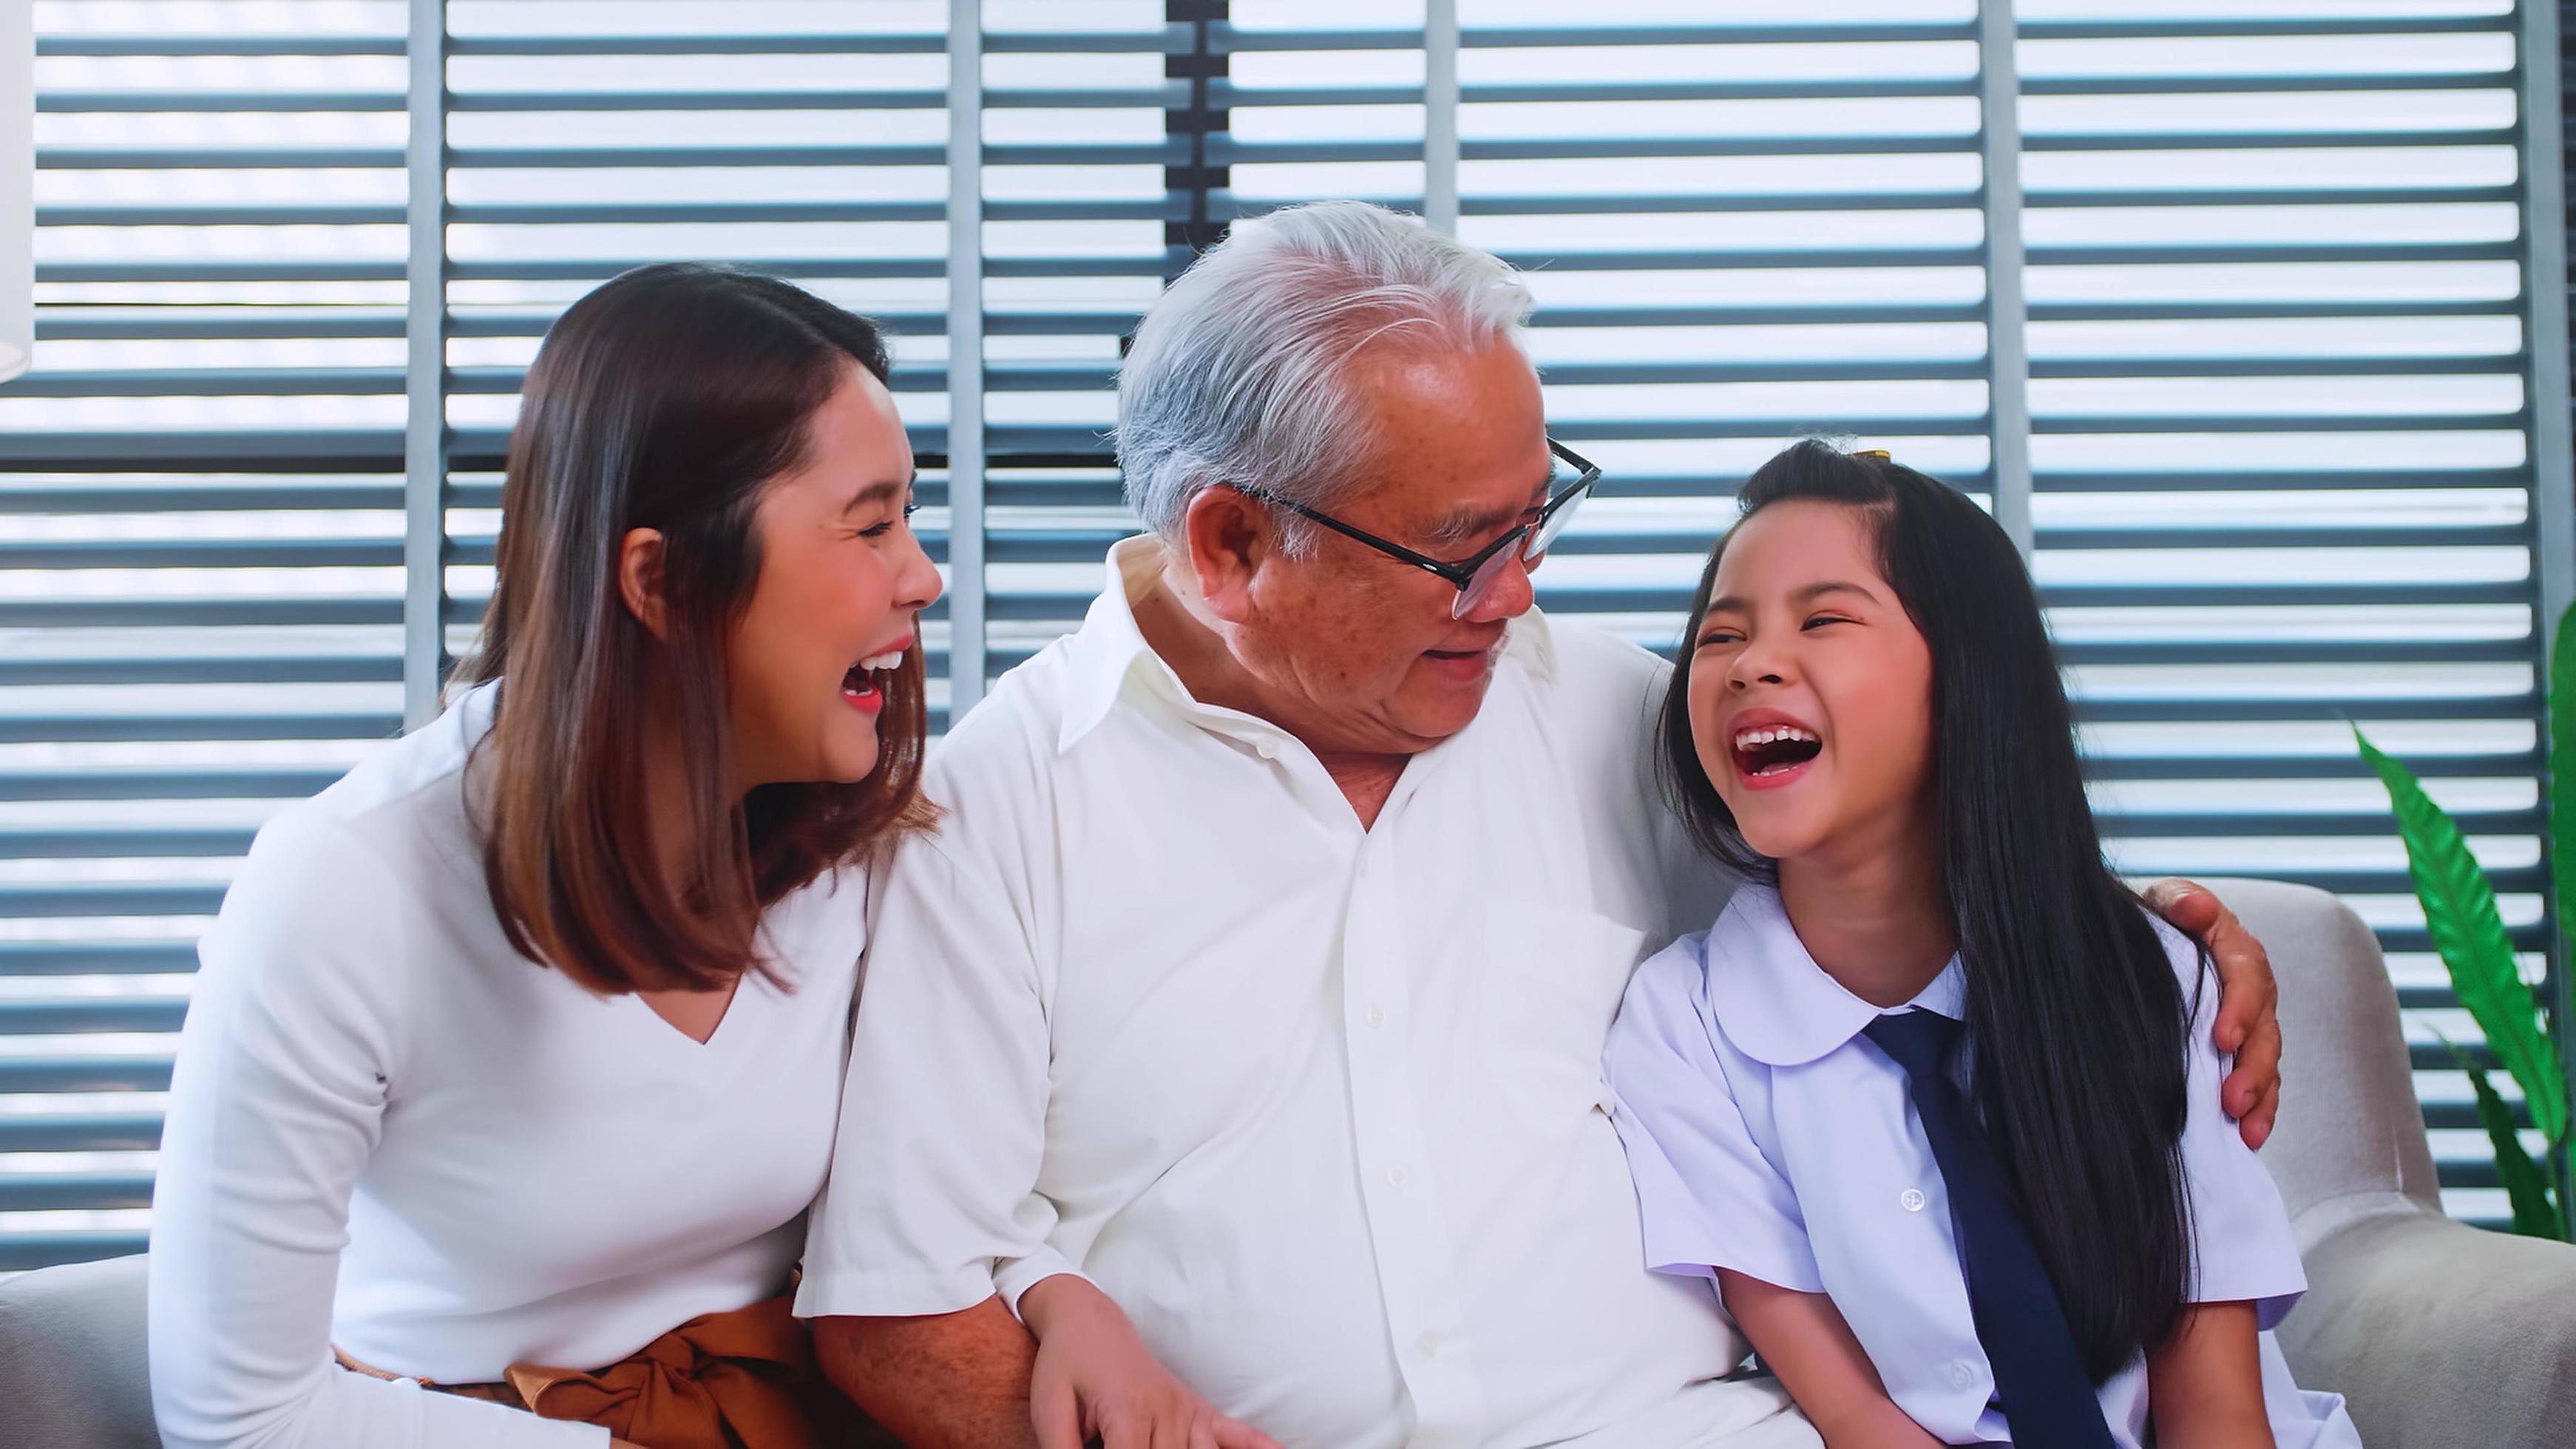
[1450, 476, 1591, 620]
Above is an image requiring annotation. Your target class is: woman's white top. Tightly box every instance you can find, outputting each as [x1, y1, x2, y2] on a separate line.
[1603, 884, 2362, 1448]
[147, 683, 867, 1449]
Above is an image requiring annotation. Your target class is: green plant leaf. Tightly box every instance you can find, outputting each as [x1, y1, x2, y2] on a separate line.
[2550, 601, 2576, 954]
[2357, 728, 2569, 1144]
[2444, 1037, 2566, 1239]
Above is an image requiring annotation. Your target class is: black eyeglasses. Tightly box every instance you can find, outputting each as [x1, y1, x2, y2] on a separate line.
[1230, 439, 1601, 620]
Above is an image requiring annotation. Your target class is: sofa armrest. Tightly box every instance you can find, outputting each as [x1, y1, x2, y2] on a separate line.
[0, 1252, 155, 1449]
[2277, 1201, 2576, 1449]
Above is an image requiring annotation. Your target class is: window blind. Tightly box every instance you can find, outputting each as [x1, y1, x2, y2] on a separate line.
[0, 0, 963, 1273]
[975, 0, 1183, 689]
[437, 0, 958, 718]
[1, 0, 413, 1271]
[2013, 0, 2549, 1226]
[1, 0, 2567, 1269]
[1455, 0, 1999, 660]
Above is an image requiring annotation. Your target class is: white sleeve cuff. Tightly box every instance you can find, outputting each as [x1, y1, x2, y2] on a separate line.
[993, 1248, 1091, 1320]
[412, 1376, 612, 1445]
[791, 1264, 1002, 1322]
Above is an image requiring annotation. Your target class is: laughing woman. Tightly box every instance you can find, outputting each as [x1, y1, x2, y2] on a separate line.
[146, 265, 940, 1449]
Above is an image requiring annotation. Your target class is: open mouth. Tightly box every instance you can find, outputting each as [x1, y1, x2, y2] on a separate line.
[1732, 724, 1823, 780]
[841, 646, 906, 713]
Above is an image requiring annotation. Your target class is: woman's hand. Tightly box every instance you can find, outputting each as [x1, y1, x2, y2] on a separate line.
[1020, 1275, 1283, 1449]
[2141, 878, 2284, 1149]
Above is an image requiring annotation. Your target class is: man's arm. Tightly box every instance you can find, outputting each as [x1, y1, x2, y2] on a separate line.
[816, 1298, 1037, 1449]
[794, 800, 1062, 1441]
[2141, 879, 2284, 1150]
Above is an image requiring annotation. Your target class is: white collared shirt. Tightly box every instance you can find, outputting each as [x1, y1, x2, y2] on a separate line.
[1603, 884, 2360, 1448]
[798, 538, 1810, 1448]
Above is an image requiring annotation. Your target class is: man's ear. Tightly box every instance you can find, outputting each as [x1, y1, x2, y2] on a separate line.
[1179, 485, 1275, 624]
[617, 526, 671, 640]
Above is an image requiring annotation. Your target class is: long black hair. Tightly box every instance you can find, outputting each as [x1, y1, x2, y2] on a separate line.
[1655, 439, 2194, 1380]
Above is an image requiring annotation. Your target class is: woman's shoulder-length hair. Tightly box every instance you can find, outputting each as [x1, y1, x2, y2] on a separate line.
[453, 262, 934, 996]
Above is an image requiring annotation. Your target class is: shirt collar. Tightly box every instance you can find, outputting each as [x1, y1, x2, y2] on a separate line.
[1055, 535, 1172, 753]
[1702, 883, 1966, 1068]
[1051, 533, 1562, 753]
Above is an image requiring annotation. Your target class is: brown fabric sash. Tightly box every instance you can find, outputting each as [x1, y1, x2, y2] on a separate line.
[336, 1293, 891, 1448]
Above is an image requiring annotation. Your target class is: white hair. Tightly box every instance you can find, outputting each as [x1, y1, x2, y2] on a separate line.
[1115, 200, 1535, 554]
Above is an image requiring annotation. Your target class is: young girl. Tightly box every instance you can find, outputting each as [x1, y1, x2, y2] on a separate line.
[1603, 441, 2359, 1448]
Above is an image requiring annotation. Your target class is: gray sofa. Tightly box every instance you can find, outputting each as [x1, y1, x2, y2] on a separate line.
[4, 880, 2573, 1447]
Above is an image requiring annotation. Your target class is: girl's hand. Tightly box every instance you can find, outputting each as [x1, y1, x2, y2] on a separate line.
[1020, 1275, 1284, 1449]
[1715, 1270, 1944, 1449]
[1810, 1402, 1945, 1449]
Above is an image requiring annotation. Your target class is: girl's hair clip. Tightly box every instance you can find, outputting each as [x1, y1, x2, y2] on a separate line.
[1851, 448, 1891, 460]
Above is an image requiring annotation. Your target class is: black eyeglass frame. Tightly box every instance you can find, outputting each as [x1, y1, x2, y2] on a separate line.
[1227, 438, 1602, 595]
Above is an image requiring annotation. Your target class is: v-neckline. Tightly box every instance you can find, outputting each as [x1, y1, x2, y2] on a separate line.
[635, 974, 749, 1048]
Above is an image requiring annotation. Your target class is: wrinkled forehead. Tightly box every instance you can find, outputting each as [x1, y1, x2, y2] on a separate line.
[1341, 342, 1554, 538]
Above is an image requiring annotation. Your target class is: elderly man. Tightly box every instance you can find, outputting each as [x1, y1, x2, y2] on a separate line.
[797, 200, 2282, 1447]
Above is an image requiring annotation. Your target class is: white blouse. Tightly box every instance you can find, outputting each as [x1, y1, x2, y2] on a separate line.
[1604, 884, 2360, 1448]
[148, 683, 867, 1449]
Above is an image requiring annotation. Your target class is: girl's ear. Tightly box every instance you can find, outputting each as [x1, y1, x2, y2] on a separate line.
[1179, 486, 1275, 625]
[617, 526, 670, 639]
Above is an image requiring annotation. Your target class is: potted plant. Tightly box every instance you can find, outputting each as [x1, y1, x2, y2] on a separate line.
[2356, 605, 2573, 1238]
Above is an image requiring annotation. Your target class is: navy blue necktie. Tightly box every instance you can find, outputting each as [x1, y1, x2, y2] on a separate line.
[1862, 1009, 2118, 1448]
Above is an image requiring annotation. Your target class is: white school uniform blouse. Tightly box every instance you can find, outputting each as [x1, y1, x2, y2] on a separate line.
[1604, 884, 2361, 1448]
[147, 682, 865, 1449]
[797, 537, 1810, 1449]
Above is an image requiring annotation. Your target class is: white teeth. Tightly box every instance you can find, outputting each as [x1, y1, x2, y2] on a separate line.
[1733, 724, 1818, 750]
[855, 651, 904, 673]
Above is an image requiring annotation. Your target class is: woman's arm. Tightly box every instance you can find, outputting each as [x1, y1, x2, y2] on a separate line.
[147, 815, 597, 1449]
[2146, 1302, 2274, 1449]
[1715, 1270, 1941, 1449]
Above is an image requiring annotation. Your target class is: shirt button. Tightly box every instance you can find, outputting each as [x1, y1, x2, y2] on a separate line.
[1387, 1167, 1408, 1189]
[1416, 1331, 1440, 1357]
[1899, 1188, 1926, 1213]
[1366, 1005, 1386, 1028]
[1947, 1360, 1976, 1389]
[1254, 741, 1277, 760]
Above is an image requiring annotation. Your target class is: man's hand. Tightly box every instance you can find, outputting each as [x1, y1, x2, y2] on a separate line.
[1023, 1275, 1283, 1449]
[2141, 878, 2282, 1150]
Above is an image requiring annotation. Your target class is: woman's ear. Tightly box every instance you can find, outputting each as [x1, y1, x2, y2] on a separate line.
[617, 526, 670, 639]
[1180, 486, 1273, 624]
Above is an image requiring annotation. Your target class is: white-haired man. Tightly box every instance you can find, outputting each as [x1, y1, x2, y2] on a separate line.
[799, 201, 2283, 1447]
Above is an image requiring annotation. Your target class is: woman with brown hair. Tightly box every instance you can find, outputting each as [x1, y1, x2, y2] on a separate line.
[144, 264, 940, 1449]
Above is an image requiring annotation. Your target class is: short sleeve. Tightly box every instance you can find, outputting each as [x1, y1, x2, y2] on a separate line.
[2154, 917, 2309, 1327]
[1602, 936, 1824, 1294]
[796, 808, 1060, 1321]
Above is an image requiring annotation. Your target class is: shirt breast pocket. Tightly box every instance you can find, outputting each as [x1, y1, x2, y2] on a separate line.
[1475, 902, 1648, 1137]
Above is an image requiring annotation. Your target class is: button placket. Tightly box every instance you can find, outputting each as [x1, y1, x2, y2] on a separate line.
[1337, 835, 1486, 1443]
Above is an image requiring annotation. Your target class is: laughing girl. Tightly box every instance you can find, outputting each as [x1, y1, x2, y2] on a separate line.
[1602, 442, 2359, 1448]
